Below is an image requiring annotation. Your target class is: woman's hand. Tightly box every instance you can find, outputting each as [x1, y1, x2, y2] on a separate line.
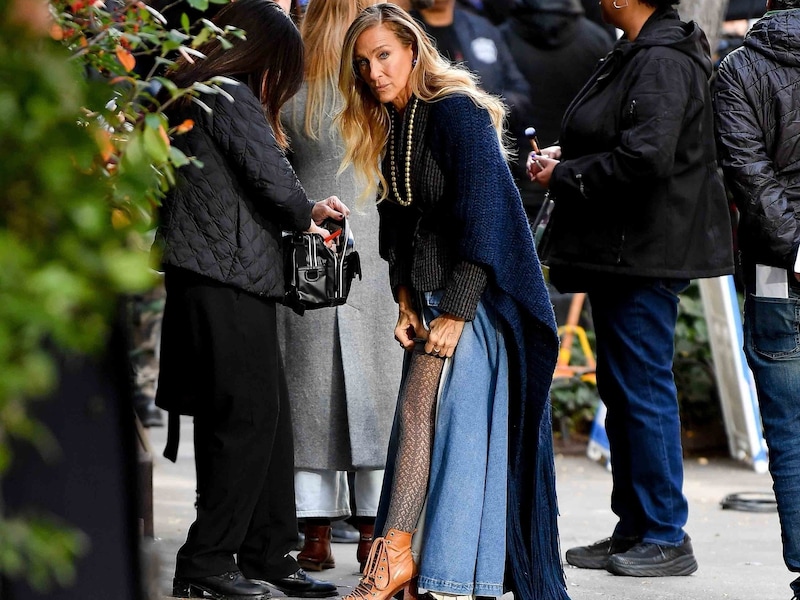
[526, 155, 559, 189]
[539, 145, 562, 160]
[395, 307, 425, 351]
[425, 314, 465, 358]
[395, 285, 424, 351]
[310, 196, 350, 226]
[306, 222, 338, 249]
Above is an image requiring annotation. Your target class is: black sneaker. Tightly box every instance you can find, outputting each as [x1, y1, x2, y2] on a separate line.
[605, 534, 698, 577]
[565, 536, 639, 569]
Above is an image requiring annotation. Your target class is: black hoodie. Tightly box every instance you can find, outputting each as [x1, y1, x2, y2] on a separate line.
[539, 9, 734, 287]
[714, 9, 800, 276]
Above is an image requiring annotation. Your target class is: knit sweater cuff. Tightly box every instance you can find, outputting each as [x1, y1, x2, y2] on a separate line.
[389, 258, 412, 300]
[439, 261, 488, 321]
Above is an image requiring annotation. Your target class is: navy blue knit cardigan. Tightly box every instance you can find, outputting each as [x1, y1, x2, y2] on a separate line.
[385, 94, 569, 600]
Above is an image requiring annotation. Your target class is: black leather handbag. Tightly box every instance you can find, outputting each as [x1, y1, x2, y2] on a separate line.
[282, 217, 361, 315]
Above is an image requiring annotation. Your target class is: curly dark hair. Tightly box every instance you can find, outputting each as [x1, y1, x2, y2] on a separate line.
[639, 0, 680, 7]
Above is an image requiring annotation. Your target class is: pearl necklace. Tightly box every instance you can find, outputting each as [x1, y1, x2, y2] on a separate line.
[389, 96, 418, 207]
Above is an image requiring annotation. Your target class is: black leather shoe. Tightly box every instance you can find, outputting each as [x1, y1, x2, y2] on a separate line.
[265, 568, 337, 598]
[565, 536, 639, 569]
[605, 534, 698, 577]
[173, 571, 270, 599]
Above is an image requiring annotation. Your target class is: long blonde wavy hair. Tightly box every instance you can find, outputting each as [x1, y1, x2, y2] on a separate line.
[337, 3, 510, 202]
[295, 0, 380, 139]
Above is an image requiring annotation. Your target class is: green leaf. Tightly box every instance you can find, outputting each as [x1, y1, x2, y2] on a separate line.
[169, 145, 190, 168]
[186, 0, 209, 10]
[143, 126, 170, 163]
[144, 112, 163, 130]
[192, 27, 211, 47]
[181, 12, 190, 32]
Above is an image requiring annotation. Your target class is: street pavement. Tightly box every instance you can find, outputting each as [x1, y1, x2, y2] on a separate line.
[146, 421, 791, 600]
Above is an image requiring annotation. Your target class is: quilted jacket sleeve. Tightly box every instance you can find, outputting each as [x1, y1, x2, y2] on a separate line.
[204, 83, 314, 232]
[713, 55, 800, 268]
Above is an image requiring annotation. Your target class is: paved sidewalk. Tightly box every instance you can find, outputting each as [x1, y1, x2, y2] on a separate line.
[147, 422, 790, 600]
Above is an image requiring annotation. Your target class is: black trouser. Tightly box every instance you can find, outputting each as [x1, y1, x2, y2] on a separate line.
[164, 270, 299, 579]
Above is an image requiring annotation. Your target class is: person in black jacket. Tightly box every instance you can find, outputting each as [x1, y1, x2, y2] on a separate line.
[528, 0, 734, 578]
[501, 0, 613, 219]
[713, 3, 800, 598]
[153, 2, 348, 599]
[408, 0, 532, 136]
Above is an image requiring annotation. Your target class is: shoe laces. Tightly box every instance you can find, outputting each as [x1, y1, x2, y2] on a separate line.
[345, 538, 389, 600]
[624, 542, 660, 556]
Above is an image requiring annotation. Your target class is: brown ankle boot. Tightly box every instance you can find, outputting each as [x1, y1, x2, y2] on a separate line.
[297, 524, 335, 571]
[344, 529, 418, 600]
[356, 522, 375, 571]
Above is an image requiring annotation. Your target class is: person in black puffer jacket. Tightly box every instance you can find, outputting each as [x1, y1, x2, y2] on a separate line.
[528, 0, 733, 579]
[713, 3, 800, 599]
[153, 2, 348, 600]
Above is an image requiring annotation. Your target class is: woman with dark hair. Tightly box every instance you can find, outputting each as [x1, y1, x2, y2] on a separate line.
[337, 5, 568, 600]
[154, 1, 347, 598]
[528, 0, 733, 578]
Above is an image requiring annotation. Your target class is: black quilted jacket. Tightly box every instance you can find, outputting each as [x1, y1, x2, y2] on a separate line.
[155, 82, 313, 298]
[713, 9, 800, 272]
[539, 9, 734, 286]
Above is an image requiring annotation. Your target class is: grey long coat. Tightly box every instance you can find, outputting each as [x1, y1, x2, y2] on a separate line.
[278, 85, 402, 470]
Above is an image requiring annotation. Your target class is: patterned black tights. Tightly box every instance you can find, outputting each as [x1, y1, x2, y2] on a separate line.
[382, 351, 445, 535]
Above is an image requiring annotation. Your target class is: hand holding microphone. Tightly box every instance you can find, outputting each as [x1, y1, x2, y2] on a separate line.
[525, 126, 543, 170]
[524, 126, 561, 188]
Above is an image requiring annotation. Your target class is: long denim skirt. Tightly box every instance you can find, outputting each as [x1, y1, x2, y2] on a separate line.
[378, 290, 510, 597]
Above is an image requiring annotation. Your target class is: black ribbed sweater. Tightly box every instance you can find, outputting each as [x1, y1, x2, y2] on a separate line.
[378, 96, 488, 320]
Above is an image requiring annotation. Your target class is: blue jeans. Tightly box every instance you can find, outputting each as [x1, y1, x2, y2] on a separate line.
[743, 287, 800, 596]
[588, 278, 690, 546]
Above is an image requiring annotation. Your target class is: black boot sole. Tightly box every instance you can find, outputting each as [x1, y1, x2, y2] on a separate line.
[265, 585, 338, 598]
[267, 588, 338, 599]
[173, 579, 270, 599]
[606, 554, 698, 577]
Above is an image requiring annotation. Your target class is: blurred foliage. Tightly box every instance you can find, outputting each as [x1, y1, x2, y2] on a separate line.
[551, 375, 599, 441]
[674, 281, 725, 429]
[550, 283, 725, 443]
[551, 317, 599, 441]
[0, 0, 237, 590]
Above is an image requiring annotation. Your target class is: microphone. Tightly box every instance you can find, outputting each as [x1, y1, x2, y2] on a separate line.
[524, 126, 542, 154]
[525, 126, 543, 169]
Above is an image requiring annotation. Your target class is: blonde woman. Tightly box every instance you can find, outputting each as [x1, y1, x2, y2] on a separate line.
[337, 5, 569, 600]
[277, 0, 401, 574]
